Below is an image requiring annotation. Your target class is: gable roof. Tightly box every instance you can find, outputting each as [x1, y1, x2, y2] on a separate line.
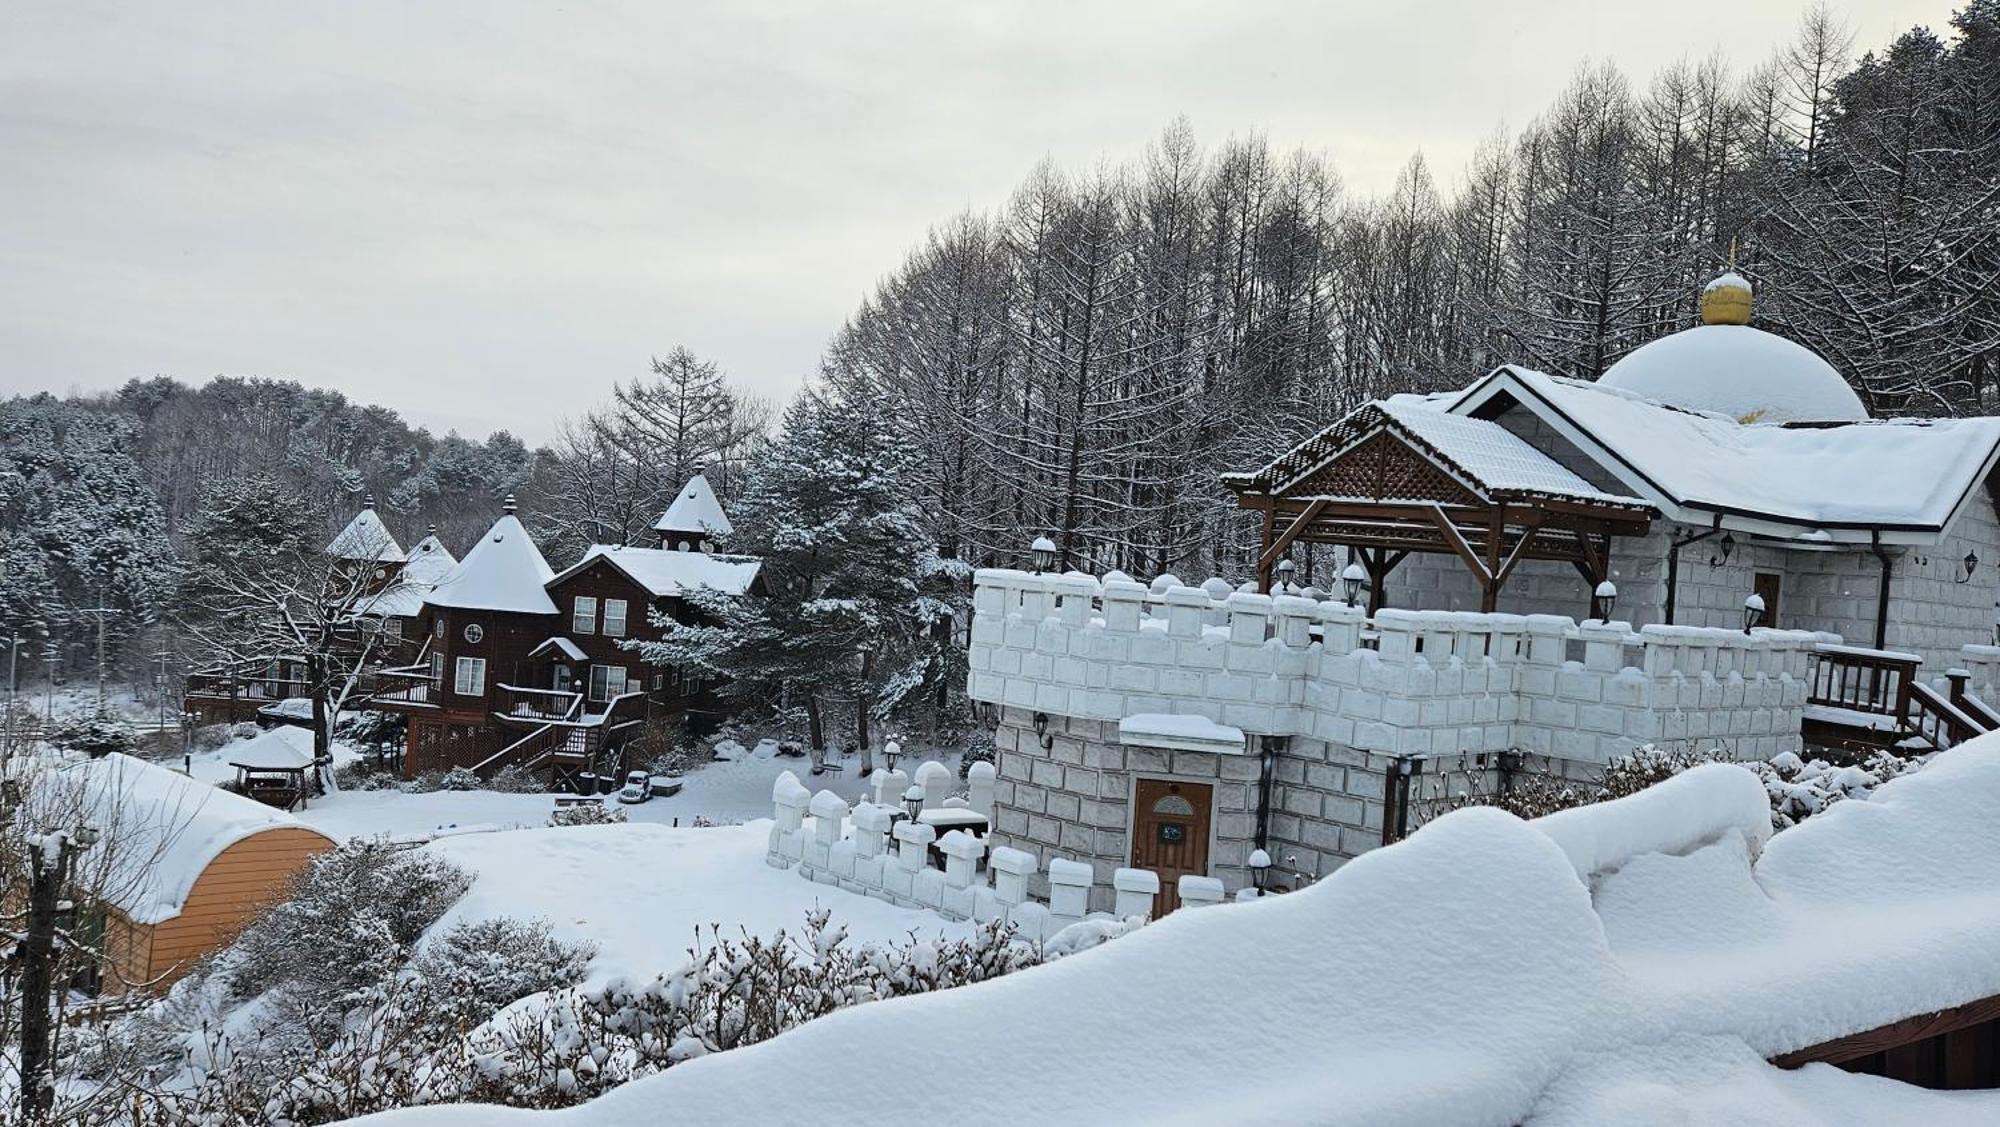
[652, 474, 732, 537]
[1221, 399, 1648, 510]
[552, 544, 762, 599]
[425, 514, 558, 615]
[327, 505, 405, 563]
[1452, 367, 2000, 540]
[72, 753, 331, 925]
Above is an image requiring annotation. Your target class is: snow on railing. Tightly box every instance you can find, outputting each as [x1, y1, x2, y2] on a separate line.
[969, 568, 1819, 763]
[765, 763, 1217, 941]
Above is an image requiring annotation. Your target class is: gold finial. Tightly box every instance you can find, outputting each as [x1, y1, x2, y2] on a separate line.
[1701, 268, 1752, 326]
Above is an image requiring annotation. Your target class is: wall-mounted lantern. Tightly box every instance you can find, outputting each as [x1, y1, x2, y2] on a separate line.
[1710, 531, 1736, 568]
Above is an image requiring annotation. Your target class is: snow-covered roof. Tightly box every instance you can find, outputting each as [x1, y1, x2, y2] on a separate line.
[1223, 398, 1647, 509]
[326, 505, 405, 563]
[529, 636, 588, 663]
[1597, 323, 1869, 423]
[652, 473, 732, 537]
[1456, 366, 2000, 536]
[1117, 713, 1247, 755]
[357, 741, 2000, 1125]
[424, 514, 559, 615]
[71, 753, 331, 926]
[225, 725, 316, 771]
[401, 533, 459, 585]
[554, 544, 761, 599]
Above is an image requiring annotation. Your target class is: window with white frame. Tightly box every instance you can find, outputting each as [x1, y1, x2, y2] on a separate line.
[573, 596, 597, 635]
[429, 653, 445, 687]
[602, 598, 627, 637]
[588, 664, 624, 703]
[453, 656, 487, 697]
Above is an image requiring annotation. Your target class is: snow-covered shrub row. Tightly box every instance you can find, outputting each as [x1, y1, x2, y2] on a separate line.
[412, 918, 598, 1031]
[487, 763, 546, 793]
[549, 802, 627, 827]
[1431, 744, 1930, 832]
[439, 765, 483, 791]
[48, 709, 138, 758]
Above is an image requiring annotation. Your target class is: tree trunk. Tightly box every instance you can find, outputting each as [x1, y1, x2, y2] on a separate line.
[804, 692, 825, 753]
[855, 645, 874, 755]
[18, 844, 63, 1121]
[309, 653, 332, 795]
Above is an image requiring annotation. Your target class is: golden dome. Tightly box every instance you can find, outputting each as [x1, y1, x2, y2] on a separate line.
[1701, 271, 1753, 326]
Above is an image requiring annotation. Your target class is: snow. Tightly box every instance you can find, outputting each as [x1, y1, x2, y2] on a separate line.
[650, 473, 732, 537]
[1460, 367, 2000, 532]
[1702, 270, 1752, 294]
[401, 533, 459, 585]
[1377, 397, 1641, 504]
[529, 636, 588, 663]
[420, 822, 969, 991]
[555, 543, 761, 598]
[424, 514, 559, 615]
[1116, 713, 1247, 755]
[224, 724, 316, 770]
[1597, 323, 1868, 423]
[70, 753, 332, 925]
[346, 734, 2000, 1127]
[327, 505, 406, 563]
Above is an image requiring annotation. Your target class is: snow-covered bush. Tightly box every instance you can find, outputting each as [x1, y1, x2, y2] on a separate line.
[1754, 749, 1925, 829]
[333, 708, 405, 751]
[488, 763, 546, 793]
[403, 769, 446, 793]
[189, 722, 235, 751]
[548, 802, 626, 827]
[413, 918, 597, 1029]
[227, 841, 472, 1042]
[48, 710, 138, 758]
[440, 765, 483, 791]
[333, 757, 402, 791]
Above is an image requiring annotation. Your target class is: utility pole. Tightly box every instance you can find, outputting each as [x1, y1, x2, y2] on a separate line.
[152, 648, 173, 750]
[16, 822, 98, 1121]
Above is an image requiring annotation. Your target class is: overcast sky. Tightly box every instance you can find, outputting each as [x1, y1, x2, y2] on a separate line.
[1, 0, 1961, 444]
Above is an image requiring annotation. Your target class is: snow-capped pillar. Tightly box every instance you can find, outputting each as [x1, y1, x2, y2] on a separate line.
[1101, 579, 1147, 633]
[1491, 615, 1527, 663]
[971, 569, 1014, 619]
[870, 767, 908, 808]
[915, 760, 952, 811]
[1272, 595, 1318, 649]
[1016, 575, 1055, 624]
[1522, 615, 1571, 667]
[1046, 858, 1094, 922]
[1112, 868, 1161, 919]
[772, 771, 811, 834]
[966, 760, 997, 819]
[892, 820, 937, 873]
[1374, 610, 1419, 664]
[1053, 574, 1097, 627]
[1226, 591, 1273, 645]
[1176, 874, 1226, 910]
[1580, 622, 1626, 673]
[1163, 585, 1209, 639]
[989, 846, 1037, 907]
[809, 790, 849, 848]
[1317, 601, 1364, 655]
[850, 802, 895, 860]
[937, 830, 986, 890]
[1416, 612, 1456, 666]
[1637, 626, 1678, 679]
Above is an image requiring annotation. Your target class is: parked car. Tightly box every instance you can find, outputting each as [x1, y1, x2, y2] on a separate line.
[616, 770, 653, 804]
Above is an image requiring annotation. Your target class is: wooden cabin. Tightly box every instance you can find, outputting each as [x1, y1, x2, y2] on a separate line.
[76, 753, 333, 994]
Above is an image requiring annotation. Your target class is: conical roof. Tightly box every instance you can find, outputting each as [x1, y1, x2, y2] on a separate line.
[652, 473, 732, 538]
[400, 531, 459, 586]
[424, 511, 557, 615]
[327, 502, 405, 563]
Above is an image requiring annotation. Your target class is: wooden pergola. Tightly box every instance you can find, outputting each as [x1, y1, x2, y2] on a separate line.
[1222, 403, 1655, 614]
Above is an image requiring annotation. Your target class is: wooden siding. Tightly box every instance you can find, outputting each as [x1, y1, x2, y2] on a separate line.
[103, 825, 334, 993]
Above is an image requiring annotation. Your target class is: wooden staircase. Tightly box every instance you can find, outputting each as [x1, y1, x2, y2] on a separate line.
[1804, 644, 1996, 754]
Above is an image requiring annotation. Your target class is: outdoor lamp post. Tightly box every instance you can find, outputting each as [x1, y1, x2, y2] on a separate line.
[1743, 592, 1766, 634]
[1591, 580, 1618, 623]
[1248, 847, 1271, 893]
[1275, 558, 1296, 594]
[1341, 562, 1368, 608]
[882, 739, 902, 773]
[1030, 537, 1056, 574]
[903, 784, 925, 822]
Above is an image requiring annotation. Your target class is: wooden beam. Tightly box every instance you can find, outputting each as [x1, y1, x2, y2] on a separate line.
[1425, 504, 1491, 584]
[1773, 992, 2000, 1068]
[1256, 498, 1330, 575]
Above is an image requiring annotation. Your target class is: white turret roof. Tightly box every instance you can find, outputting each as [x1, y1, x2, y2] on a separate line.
[653, 473, 732, 538]
[401, 532, 459, 585]
[327, 504, 405, 563]
[425, 512, 558, 615]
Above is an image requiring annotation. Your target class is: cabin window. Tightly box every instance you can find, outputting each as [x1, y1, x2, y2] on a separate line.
[454, 656, 487, 697]
[462, 622, 484, 644]
[429, 653, 445, 687]
[603, 598, 628, 637]
[385, 617, 403, 642]
[573, 596, 597, 635]
[434, 618, 446, 639]
[588, 664, 624, 703]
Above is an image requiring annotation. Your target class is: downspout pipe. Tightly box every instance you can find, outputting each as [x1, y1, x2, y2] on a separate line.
[1254, 735, 1282, 851]
[1871, 532, 1894, 651]
[1665, 514, 1726, 626]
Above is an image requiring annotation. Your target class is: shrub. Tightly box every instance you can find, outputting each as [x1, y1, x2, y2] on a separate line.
[49, 710, 138, 758]
[333, 758, 402, 791]
[440, 765, 483, 791]
[548, 802, 626, 827]
[403, 769, 446, 793]
[190, 723, 234, 752]
[412, 918, 596, 1029]
[488, 764, 546, 793]
[334, 709, 406, 751]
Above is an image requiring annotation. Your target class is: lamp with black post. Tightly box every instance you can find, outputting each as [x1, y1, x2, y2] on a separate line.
[1030, 537, 1056, 575]
[1341, 562, 1368, 609]
[1274, 558, 1296, 595]
[1590, 581, 1618, 624]
[1743, 592, 1766, 634]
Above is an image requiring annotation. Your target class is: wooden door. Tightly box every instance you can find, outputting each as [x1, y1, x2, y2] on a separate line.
[1755, 572, 1782, 628]
[1130, 779, 1213, 917]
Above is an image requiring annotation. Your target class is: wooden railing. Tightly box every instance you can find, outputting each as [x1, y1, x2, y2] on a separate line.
[366, 665, 440, 708]
[1807, 644, 1920, 719]
[496, 684, 582, 723]
[475, 721, 596, 777]
[1907, 681, 1985, 749]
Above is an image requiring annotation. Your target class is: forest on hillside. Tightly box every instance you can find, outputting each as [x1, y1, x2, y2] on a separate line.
[1, 2, 1993, 696]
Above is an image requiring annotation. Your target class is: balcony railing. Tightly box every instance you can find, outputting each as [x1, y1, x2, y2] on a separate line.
[495, 684, 583, 724]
